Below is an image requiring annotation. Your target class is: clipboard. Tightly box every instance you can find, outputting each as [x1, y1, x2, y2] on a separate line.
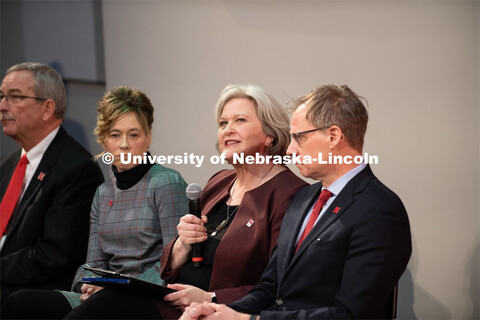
[81, 265, 175, 297]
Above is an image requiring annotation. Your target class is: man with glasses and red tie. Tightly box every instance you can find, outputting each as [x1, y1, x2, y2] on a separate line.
[180, 85, 412, 320]
[0, 62, 103, 302]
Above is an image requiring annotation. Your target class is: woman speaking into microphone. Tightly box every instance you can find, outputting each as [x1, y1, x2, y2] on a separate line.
[66, 84, 308, 319]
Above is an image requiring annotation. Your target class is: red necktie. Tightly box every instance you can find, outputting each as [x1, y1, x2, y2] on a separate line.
[0, 154, 29, 234]
[296, 189, 332, 252]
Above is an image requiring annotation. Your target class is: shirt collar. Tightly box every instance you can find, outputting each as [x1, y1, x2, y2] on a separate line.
[22, 126, 60, 169]
[325, 163, 367, 196]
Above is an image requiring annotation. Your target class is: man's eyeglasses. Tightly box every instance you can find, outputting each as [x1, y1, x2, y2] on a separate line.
[0, 94, 47, 105]
[291, 126, 330, 146]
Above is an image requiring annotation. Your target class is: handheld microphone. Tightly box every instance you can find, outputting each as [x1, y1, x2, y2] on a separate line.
[186, 183, 203, 268]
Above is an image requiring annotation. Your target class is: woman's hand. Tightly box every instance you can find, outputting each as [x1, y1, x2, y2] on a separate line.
[164, 284, 214, 312]
[170, 214, 208, 269]
[177, 214, 208, 248]
[79, 284, 103, 302]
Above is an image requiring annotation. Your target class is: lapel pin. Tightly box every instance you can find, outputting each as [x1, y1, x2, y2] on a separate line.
[333, 207, 340, 214]
[109, 200, 113, 206]
[246, 219, 254, 227]
[37, 172, 46, 181]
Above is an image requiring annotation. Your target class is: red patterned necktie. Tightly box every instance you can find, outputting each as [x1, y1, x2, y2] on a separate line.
[0, 154, 29, 234]
[295, 189, 332, 253]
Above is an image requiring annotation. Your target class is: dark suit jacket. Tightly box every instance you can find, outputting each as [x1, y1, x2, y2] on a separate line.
[230, 165, 412, 319]
[0, 126, 104, 300]
[161, 169, 308, 303]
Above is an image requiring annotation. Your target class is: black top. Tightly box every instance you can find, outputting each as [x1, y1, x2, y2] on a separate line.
[178, 202, 238, 290]
[112, 161, 154, 190]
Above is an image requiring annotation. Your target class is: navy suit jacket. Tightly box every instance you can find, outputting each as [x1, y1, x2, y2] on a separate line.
[0, 126, 104, 300]
[230, 165, 412, 319]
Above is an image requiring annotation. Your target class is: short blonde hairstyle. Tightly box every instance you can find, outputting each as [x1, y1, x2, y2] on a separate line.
[94, 86, 154, 147]
[215, 84, 290, 156]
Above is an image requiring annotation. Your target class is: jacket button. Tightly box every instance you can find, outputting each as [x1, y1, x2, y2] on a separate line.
[275, 298, 284, 305]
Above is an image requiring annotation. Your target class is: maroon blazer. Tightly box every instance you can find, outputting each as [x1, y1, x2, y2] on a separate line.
[160, 168, 308, 303]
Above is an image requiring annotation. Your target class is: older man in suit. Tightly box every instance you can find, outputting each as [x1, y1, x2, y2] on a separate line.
[181, 84, 412, 320]
[0, 62, 103, 301]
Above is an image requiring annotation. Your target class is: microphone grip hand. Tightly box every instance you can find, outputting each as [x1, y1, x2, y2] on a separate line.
[171, 214, 207, 270]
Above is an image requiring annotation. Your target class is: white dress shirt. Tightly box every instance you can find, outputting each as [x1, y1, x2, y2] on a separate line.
[19, 126, 60, 200]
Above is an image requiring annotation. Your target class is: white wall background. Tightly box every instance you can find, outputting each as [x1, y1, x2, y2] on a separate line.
[16, 0, 105, 82]
[102, 1, 479, 319]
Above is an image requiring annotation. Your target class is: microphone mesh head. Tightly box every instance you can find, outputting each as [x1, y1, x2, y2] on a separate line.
[186, 183, 202, 200]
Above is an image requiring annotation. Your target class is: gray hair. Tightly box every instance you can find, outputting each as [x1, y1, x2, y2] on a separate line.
[6, 62, 67, 119]
[215, 84, 290, 156]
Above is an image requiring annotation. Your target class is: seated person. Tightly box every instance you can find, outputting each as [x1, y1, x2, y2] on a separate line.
[1, 86, 189, 319]
[0, 62, 103, 301]
[181, 84, 412, 320]
[62, 84, 309, 319]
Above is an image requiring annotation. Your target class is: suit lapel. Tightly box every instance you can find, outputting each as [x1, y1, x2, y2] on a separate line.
[0, 151, 21, 200]
[11, 169, 50, 229]
[6, 127, 66, 236]
[277, 183, 322, 279]
[202, 176, 235, 217]
[284, 166, 375, 273]
[292, 190, 354, 260]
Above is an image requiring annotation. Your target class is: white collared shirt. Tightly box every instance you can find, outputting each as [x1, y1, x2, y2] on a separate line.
[295, 163, 367, 245]
[20, 126, 60, 200]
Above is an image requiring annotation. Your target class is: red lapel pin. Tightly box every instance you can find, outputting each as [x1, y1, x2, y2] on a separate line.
[333, 207, 340, 214]
[108, 200, 113, 206]
[37, 172, 46, 181]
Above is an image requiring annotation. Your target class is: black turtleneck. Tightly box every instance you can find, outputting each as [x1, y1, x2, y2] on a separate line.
[112, 159, 154, 190]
